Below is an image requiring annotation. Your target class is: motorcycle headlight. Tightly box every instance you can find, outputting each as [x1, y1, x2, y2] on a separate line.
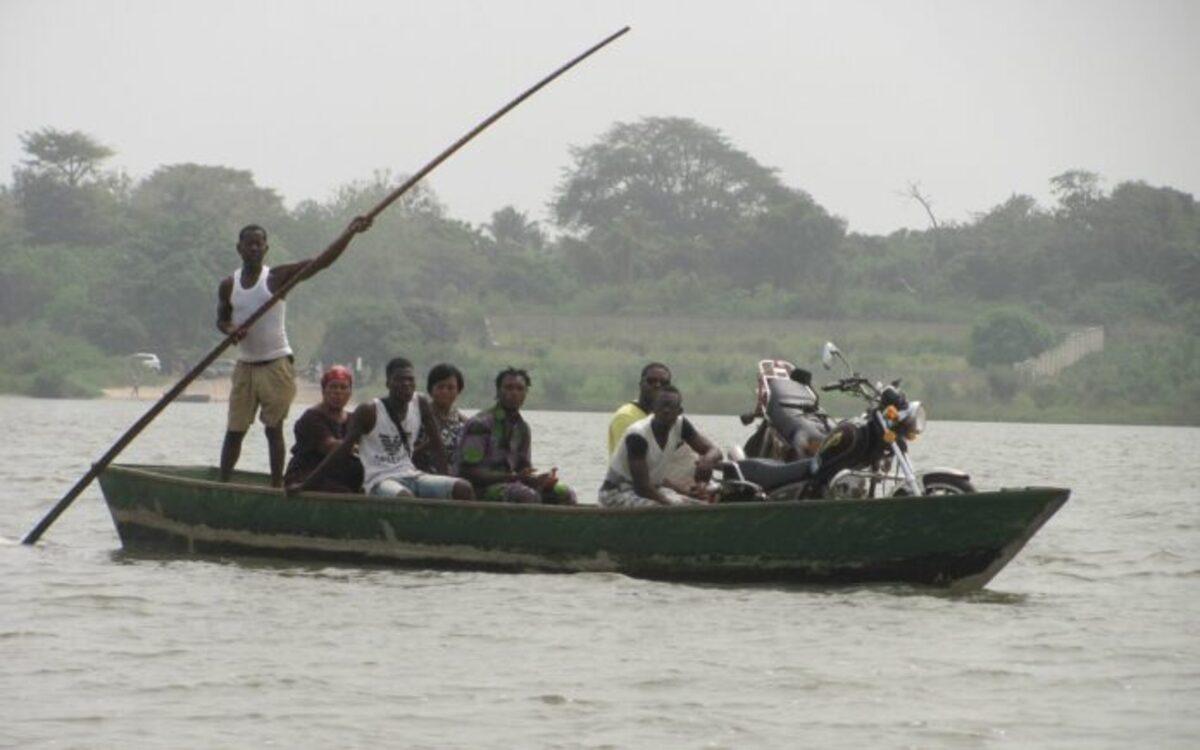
[902, 402, 926, 439]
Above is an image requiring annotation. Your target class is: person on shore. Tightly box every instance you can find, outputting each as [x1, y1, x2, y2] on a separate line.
[600, 385, 722, 507]
[415, 363, 467, 470]
[457, 367, 577, 504]
[282, 365, 363, 493]
[288, 357, 473, 499]
[217, 216, 371, 486]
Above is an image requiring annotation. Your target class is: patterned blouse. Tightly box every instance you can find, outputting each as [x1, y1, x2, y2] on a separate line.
[434, 407, 466, 464]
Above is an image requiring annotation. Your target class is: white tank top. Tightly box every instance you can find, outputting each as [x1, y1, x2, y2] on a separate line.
[605, 415, 684, 487]
[360, 396, 423, 490]
[231, 266, 292, 363]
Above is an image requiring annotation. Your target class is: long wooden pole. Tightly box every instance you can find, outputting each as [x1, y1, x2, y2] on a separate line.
[22, 26, 630, 545]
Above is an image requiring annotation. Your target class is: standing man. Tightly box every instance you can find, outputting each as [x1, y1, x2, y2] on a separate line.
[457, 367, 577, 504]
[217, 215, 371, 485]
[289, 357, 473, 499]
[600, 385, 722, 507]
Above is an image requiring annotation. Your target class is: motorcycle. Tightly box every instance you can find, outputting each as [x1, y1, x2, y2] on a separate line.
[720, 342, 976, 502]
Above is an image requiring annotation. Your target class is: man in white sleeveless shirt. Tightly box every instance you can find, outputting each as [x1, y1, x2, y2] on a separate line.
[289, 357, 474, 500]
[606, 362, 699, 489]
[599, 385, 722, 507]
[216, 217, 370, 486]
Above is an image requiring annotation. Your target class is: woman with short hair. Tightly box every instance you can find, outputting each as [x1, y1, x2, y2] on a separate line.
[424, 362, 467, 463]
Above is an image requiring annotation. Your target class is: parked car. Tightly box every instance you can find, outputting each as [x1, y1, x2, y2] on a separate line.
[128, 353, 162, 373]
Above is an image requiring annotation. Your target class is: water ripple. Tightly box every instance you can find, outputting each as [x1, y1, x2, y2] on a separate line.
[1, 403, 1198, 749]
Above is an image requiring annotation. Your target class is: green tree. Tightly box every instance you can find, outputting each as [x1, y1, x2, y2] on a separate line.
[1093, 181, 1199, 299]
[552, 118, 780, 275]
[942, 194, 1056, 301]
[280, 171, 493, 317]
[128, 163, 287, 243]
[1050, 170, 1102, 220]
[0, 188, 35, 323]
[561, 214, 661, 284]
[316, 301, 424, 375]
[1047, 169, 1120, 285]
[552, 116, 847, 287]
[120, 164, 288, 356]
[18, 128, 115, 187]
[732, 190, 845, 288]
[485, 206, 545, 251]
[967, 308, 1055, 367]
[12, 128, 125, 245]
[553, 117, 788, 237]
[0, 245, 60, 324]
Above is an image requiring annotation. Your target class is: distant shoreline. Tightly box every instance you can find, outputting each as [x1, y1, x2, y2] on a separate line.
[102, 379, 324, 404]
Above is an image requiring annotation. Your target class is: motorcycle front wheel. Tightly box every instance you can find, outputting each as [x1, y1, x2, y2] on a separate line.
[891, 473, 976, 496]
[918, 473, 976, 495]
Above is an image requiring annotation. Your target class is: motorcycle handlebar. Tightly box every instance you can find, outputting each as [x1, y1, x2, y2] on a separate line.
[822, 377, 868, 393]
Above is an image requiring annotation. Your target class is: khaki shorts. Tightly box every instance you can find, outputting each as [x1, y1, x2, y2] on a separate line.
[226, 356, 296, 431]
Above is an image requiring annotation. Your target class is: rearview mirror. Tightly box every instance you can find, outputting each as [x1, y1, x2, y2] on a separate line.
[821, 341, 840, 369]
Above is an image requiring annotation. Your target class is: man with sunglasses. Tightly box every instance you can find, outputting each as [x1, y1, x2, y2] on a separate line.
[607, 362, 674, 455]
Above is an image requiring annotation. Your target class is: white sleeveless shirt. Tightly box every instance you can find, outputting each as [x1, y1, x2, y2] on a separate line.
[231, 266, 292, 363]
[360, 396, 423, 490]
[605, 415, 685, 487]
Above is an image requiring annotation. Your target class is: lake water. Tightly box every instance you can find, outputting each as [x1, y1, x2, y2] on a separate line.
[1, 395, 1197, 749]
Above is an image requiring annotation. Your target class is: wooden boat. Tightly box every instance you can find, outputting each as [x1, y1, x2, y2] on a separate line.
[97, 464, 1069, 590]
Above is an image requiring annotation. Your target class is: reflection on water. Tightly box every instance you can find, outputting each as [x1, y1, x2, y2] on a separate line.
[1, 396, 1198, 748]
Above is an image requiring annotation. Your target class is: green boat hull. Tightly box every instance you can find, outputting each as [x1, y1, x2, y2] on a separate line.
[97, 464, 1069, 590]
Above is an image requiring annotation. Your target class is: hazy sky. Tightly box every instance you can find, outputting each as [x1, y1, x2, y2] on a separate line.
[2, 0, 1197, 235]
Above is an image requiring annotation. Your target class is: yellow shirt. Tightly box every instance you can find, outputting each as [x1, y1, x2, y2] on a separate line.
[607, 402, 647, 455]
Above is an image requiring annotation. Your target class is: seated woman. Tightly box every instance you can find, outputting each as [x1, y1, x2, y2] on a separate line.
[414, 363, 467, 472]
[283, 365, 364, 492]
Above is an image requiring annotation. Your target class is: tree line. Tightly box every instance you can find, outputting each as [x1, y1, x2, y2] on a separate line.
[1, 120, 1197, 412]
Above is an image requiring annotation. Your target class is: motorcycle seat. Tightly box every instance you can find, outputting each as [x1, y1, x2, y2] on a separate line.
[766, 377, 818, 411]
[725, 457, 817, 491]
[766, 379, 826, 450]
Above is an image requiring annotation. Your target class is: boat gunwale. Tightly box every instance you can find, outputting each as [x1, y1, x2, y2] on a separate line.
[103, 463, 1071, 516]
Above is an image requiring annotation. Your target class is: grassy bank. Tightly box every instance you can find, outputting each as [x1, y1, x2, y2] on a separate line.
[438, 316, 1198, 425]
[4, 316, 1197, 426]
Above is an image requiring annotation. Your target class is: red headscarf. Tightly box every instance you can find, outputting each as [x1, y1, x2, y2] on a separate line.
[321, 365, 353, 389]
